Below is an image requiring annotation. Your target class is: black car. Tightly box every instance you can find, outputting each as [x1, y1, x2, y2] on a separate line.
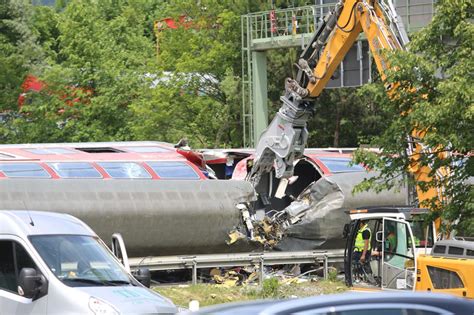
[191, 292, 474, 315]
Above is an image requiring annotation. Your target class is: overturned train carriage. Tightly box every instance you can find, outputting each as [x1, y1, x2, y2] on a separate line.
[0, 179, 258, 257]
[0, 143, 408, 256]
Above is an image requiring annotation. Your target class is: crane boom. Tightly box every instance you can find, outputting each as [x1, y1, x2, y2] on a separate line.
[248, 0, 448, 222]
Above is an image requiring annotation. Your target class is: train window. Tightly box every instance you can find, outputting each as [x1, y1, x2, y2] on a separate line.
[147, 161, 200, 179]
[0, 152, 15, 159]
[97, 162, 151, 179]
[317, 157, 365, 173]
[75, 147, 124, 153]
[123, 146, 171, 153]
[47, 162, 102, 178]
[0, 163, 50, 178]
[24, 148, 77, 155]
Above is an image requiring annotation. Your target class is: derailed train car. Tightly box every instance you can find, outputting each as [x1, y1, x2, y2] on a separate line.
[0, 141, 257, 256]
[204, 148, 408, 251]
[0, 142, 407, 257]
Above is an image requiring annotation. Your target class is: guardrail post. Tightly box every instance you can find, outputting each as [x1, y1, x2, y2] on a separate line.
[324, 254, 328, 280]
[259, 257, 264, 289]
[192, 260, 197, 285]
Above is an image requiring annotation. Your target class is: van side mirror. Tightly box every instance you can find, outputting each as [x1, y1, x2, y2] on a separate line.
[376, 231, 383, 242]
[18, 268, 45, 299]
[343, 224, 350, 239]
[133, 268, 151, 288]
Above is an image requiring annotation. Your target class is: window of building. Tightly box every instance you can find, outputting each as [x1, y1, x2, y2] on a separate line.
[23, 148, 77, 155]
[427, 266, 464, 289]
[147, 161, 200, 179]
[122, 146, 171, 153]
[0, 163, 50, 178]
[0, 241, 39, 294]
[317, 157, 365, 173]
[97, 162, 151, 179]
[47, 162, 102, 178]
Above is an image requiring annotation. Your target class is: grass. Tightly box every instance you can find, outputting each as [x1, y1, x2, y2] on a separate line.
[154, 278, 348, 308]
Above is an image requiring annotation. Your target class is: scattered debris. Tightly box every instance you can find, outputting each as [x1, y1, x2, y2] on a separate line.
[203, 263, 334, 288]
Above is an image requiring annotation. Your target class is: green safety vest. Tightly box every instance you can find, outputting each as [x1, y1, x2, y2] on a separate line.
[355, 224, 371, 251]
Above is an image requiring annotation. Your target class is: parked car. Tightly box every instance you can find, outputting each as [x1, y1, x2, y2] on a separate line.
[193, 292, 474, 315]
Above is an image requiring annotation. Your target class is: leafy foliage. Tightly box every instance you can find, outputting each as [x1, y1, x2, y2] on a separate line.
[353, 0, 473, 235]
[0, 0, 43, 111]
[1, 0, 390, 149]
[130, 0, 247, 147]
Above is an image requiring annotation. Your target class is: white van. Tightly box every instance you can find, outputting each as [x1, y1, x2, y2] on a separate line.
[0, 210, 177, 314]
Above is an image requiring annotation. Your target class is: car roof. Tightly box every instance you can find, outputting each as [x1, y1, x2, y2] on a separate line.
[347, 206, 430, 220]
[196, 292, 474, 314]
[0, 210, 95, 237]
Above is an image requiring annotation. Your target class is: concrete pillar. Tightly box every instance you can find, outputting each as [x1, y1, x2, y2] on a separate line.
[252, 51, 268, 146]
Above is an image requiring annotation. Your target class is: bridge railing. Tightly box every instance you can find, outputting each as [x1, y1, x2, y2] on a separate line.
[246, 5, 335, 43]
[245, 1, 435, 44]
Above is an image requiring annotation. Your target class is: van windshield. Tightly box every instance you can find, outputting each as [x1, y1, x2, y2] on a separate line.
[30, 235, 131, 287]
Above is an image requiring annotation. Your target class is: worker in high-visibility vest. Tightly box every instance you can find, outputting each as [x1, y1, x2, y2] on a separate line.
[354, 221, 371, 263]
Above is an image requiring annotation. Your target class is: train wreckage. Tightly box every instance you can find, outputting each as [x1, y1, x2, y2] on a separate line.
[0, 142, 407, 257]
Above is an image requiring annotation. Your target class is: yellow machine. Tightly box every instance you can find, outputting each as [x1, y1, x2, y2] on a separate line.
[416, 239, 474, 298]
[344, 207, 473, 298]
[248, 0, 472, 298]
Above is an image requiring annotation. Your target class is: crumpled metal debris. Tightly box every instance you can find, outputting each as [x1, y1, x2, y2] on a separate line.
[231, 176, 345, 250]
[210, 268, 247, 286]
[226, 230, 246, 245]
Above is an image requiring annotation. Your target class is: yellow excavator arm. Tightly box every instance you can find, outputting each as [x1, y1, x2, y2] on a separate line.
[250, 0, 448, 225]
[305, 0, 406, 97]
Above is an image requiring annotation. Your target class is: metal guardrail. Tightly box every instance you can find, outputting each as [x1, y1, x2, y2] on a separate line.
[129, 249, 345, 287]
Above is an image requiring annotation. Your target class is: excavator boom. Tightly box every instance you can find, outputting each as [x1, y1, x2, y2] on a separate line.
[249, 0, 413, 206]
[249, 0, 449, 227]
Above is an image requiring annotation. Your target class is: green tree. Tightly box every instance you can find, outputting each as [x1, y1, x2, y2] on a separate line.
[0, 0, 43, 111]
[130, 0, 248, 148]
[353, 0, 473, 235]
[7, 0, 158, 143]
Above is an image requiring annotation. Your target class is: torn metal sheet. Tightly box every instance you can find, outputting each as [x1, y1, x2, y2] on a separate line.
[237, 170, 408, 251]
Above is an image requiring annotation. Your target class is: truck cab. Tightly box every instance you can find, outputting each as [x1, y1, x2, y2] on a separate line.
[344, 206, 435, 291]
[0, 210, 177, 314]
